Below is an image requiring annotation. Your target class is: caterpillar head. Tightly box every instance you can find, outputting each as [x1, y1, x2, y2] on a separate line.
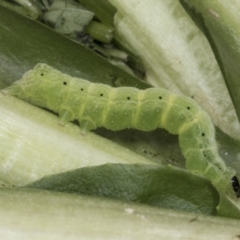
[1, 63, 69, 109]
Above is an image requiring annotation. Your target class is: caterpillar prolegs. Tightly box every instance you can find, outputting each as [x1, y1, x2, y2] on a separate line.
[2, 63, 239, 197]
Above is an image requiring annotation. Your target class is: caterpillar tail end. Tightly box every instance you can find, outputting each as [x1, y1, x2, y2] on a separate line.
[215, 167, 239, 198]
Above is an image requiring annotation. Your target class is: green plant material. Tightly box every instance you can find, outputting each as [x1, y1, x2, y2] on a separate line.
[0, 0, 32, 16]
[42, 0, 94, 34]
[1, 0, 240, 226]
[87, 44, 133, 75]
[95, 126, 240, 184]
[0, 94, 157, 187]
[77, 0, 141, 74]
[2, 188, 240, 239]
[26, 163, 240, 219]
[109, 0, 240, 141]
[26, 163, 220, 216]
[78, 0, 116, 27]
[2, 78, 240, 217]
[0, 0, 42, 19]
[180, 0, 240, 129]
[109, 59, 135, 76]
[13, 0, 42, 18]
[105, 48, 128, 60]
[215, 127, 240, 173]
[85, 20, 114, 43]
[217, 192, 240, 220]
[0, 4, 239, 202]
[0, 5, 149, 89]
[4, 62, 239, 200]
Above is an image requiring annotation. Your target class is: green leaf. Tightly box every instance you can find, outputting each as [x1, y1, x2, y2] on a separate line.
[109, 0, 240, 141]
[0, 0, 42, 19]
[0, 94, 156, 186]
[25, 164, 219, 215]
[26, 163, 240, 219]
[180, 0, 240, 126]
[42, 1, 94, 34]
[1, 1, 240, 230]
[217, 192, 240, 220]
[78, 0, 116, 26]
[0, 5, 149, 89]
[2, 188, 240, 239]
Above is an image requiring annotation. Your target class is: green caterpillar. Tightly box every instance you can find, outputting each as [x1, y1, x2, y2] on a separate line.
[2, 63, 239, 197]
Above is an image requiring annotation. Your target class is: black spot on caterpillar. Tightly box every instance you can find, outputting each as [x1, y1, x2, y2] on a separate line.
[1, 63, 239, 197]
